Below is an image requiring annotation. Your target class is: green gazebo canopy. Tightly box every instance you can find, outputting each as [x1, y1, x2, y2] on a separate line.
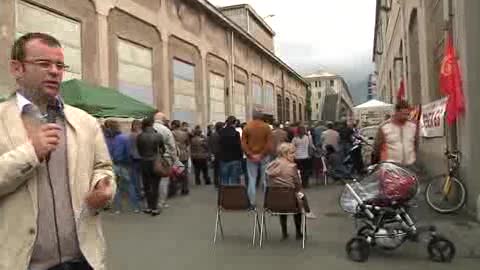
[60, 79, 156, 118]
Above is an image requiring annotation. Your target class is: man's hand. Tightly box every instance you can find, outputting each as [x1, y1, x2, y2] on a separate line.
[30, 124, 61, 161]
[85, 178, 114, 210]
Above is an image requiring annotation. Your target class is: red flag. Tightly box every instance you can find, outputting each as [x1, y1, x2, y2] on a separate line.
[440, 33, 465, 125]
[397, 79, 405, 101]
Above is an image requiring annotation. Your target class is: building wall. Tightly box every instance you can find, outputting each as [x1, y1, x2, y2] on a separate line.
[0, 0, 306, 126]
[452, 0, 480, 216]
[374, 0, 445, 181]
[373, 0, 480, 217]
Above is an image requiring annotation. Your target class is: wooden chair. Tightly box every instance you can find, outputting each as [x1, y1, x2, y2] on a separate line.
[260, 186, 307, 249]
[213, 185, 260, 246]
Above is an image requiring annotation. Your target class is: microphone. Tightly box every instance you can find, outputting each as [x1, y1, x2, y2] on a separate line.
[45, 98, 61, 162]
[46, 98, 59, 124]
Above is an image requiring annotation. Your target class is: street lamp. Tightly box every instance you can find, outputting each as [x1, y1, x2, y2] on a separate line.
[263, 14, 275, 20]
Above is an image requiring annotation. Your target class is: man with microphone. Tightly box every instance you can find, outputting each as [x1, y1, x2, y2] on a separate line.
[0, 33, 116, 270]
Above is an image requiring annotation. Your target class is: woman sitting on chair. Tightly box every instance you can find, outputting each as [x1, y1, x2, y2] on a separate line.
[266, 143, 315, 240]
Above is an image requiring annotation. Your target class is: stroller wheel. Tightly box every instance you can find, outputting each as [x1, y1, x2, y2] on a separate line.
[427, 236, 455, 263]
[346, 237, 370, 262]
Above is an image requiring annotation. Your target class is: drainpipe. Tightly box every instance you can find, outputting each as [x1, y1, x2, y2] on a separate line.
[400, 1, 408, 101]
[246, 9, 250, 34]
[231, 30, 235, 116]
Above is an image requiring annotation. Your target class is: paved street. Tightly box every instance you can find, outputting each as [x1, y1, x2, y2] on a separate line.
[102, 182, 480, 269]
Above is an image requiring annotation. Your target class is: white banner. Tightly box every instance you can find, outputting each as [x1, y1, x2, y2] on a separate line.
[420, 97, 447, 138]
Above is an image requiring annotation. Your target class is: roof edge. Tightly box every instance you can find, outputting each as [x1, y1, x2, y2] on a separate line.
[199, 0, 307, 86]
[218, 4, 276, 36]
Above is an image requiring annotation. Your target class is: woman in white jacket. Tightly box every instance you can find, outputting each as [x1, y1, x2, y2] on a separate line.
[291, 126, 315, 188]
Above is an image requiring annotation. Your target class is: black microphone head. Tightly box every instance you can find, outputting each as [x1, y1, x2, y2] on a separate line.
[46, 97, 59, 123]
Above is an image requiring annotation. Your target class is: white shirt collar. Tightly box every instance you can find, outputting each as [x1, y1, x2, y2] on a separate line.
[15, 92, 65, 115]
[16, 92, 33, 113]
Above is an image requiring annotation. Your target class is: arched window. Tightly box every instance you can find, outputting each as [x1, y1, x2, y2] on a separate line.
[285, 98, 290, 122]
[292, 100, 297, 123]
[299, 103, 302, 121]
[277, 94, 283, 123]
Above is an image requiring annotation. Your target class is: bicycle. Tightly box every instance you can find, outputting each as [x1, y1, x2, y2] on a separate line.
[424, 150, 467, 214]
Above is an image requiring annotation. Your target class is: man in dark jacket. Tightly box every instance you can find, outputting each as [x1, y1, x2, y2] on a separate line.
[218, 116, 244, 185]
[191, 125, 211, 185]
[339, 120, 354, 154]
[137, 116, 170, 216]
[208, 122, 224, 187]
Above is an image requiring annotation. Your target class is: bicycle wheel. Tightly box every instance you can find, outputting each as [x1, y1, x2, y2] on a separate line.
[425, 175, 466, 214]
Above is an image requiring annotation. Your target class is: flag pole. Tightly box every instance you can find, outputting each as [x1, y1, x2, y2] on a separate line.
[443, 1, 454, 151]
[399, 0, 408, 102]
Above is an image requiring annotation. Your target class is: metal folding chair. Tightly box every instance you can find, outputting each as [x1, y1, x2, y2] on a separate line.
[259, 186, 307, 249]
[213, 184, 260, 246]
[313, 154, 328, 186]
[320, 155, 328, 186]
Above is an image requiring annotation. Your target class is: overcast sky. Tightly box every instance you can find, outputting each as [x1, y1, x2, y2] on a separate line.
[208, 0, 376, 78]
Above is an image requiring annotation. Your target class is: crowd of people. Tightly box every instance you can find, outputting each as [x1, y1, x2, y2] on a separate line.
[101, 106, 371, 218]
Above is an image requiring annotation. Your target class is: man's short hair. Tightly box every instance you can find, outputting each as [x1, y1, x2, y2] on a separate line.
[326, 122, 334, 129]
[272, 121, 280, 128]
[170, 120, 180, 129]
[214, 121, 224, 131]
[142, 116, 155, 130]
[252, 110, 264, 120]
[225, 116, 236, 126]
[395, 100, 410, 111]
[11, 32, 62, 61]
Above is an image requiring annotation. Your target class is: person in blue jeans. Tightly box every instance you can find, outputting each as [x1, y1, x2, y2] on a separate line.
[241, 112, 273, 205]
[218, 116, 244, 185]
[129, 119, 144, 203]
[104, 119, 141, 213]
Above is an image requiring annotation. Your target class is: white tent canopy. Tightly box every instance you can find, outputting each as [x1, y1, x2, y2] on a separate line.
[354, 99, 394, 127]
[355, 99, 393, 109]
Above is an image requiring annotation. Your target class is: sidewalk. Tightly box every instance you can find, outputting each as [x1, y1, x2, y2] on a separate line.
[318, 180, 480, 259]
[413, 189, 480, 259]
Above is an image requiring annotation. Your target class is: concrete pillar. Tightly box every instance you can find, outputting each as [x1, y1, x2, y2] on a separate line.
[93, 0, 115, 87]
[454, 0, 480, 220]
[160, 32, 170, 118]
[231, 33, 236, 119]
[96, 13, 110, 87]
[200, 49, 208, 126]
[0, 0, 15, 94]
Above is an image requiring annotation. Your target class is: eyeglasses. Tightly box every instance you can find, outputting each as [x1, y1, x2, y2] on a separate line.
[22, 59, 70, 72]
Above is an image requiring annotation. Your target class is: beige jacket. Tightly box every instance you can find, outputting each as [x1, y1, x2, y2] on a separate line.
[265, 158, 301, 192]
[0, 98, 116, 270]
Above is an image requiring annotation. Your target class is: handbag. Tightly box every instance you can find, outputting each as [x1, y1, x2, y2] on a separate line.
[154, 156, 172, 177]
[153, 143, 172, 177]
[170, 159, 186, 178]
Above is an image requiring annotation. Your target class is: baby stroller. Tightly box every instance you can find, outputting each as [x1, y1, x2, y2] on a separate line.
[339, 162, 455, 262]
